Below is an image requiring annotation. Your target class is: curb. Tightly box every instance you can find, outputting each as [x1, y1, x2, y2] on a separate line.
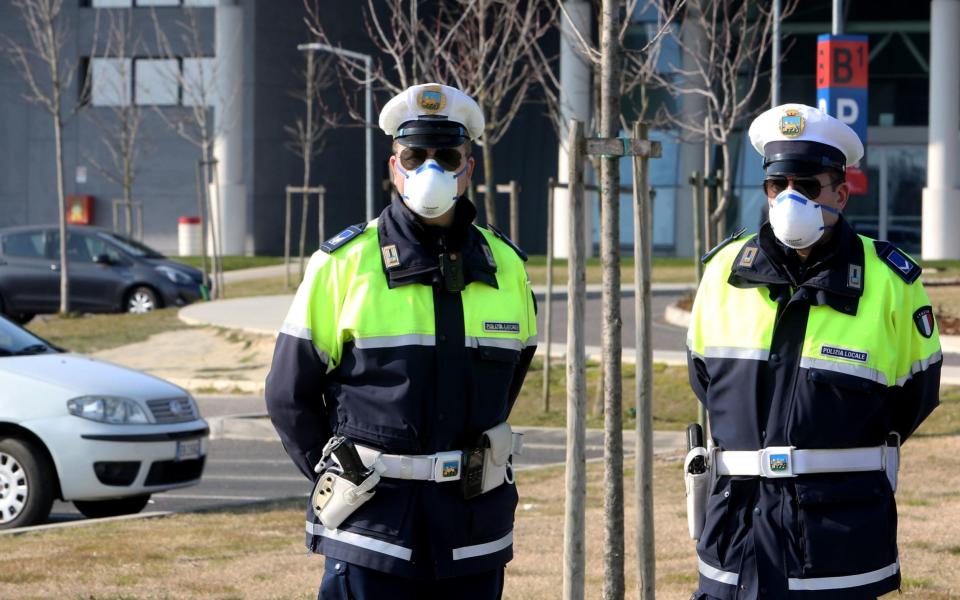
[207, 413, 275, 440]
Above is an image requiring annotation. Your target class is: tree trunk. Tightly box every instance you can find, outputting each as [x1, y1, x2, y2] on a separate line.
[482, 138, 496, 227]
[599, 1, 624, 599]
[54, 113, 69, 315]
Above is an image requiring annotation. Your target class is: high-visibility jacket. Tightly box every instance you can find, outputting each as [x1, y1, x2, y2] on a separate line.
[265, 197, 537, 579]
[686, 218, 941, 600]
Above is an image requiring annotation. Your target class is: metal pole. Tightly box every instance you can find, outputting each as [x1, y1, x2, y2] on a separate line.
[632, 121, 656, 600]
[563, 120, 587, 600]
[772, 0, 781, 107]
[284, 188, 292, 289]
[510, 180, 520, 244]
[297, 42, 375, 221]
[690, 171, 703, 282]
[544, 178, 555, 413]
[832, 0, 844, 35]
[364, 56, 374, 221]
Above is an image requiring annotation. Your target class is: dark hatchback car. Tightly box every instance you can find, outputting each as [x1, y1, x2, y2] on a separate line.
[0, 225, 205, 323]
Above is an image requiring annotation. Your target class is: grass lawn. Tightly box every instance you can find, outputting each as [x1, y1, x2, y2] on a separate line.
[170, 256, 284, 272]
[24, 308, 191, 354]
[512, 359, 699, 431]
[2, 428, 957, 598]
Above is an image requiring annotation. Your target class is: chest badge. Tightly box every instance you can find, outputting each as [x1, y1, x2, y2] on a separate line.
[820, 345, 869, 363]
[484, 321, 520, 334]
[382, 244, 400, 268]
[914, 306, 935, 338]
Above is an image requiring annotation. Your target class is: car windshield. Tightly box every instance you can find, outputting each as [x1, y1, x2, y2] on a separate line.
[0, 316, 58, 356]
[97, 232, 166, 259]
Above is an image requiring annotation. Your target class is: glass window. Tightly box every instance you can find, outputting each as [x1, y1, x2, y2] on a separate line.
[97, 232, 166, 258]
[135, 58, 179, 105]
[92, 0, 132, 6]
[1, 231, 46, 259]
[136, 0, 180, 6]
[181, 57, 215, 107]
[0, 316, 50, 356]
[91, 58, 132, 107]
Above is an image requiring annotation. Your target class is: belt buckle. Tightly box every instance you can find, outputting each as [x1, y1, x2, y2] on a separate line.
[760, 446, 795, 478]
[433, 451, 463, 482]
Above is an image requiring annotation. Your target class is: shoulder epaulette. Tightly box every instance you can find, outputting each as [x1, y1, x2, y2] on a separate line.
[320, 222, 367, 254]
[701, 227, 747, 264]
[874, 240, 921, 284]
[487, 224, 528, 262]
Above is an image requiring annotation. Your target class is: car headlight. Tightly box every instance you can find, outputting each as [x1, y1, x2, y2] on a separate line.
[67, 396, 150, 424]
[156, 265, 193, 285]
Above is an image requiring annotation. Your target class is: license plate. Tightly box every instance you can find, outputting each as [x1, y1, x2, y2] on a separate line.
[176, 439, 202, 461]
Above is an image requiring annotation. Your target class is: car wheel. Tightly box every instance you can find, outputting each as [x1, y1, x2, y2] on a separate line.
[74, 494, 150, 519]
[10, 313, 34, 325]
[0, 438, 55, 530]
[126, 286, 159, 314]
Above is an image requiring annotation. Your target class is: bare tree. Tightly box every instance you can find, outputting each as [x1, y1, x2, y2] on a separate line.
[657, 0, 798, 244]
[303, 0, 554, 228]
[83, 8, 147, 238]
[151, 7, 229, 297]
[284, 48, 338, 278]
[4, 0, 76, 314]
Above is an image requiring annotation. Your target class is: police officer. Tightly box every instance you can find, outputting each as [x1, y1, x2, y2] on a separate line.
[685, 104, 941, 599]
[265, 83, 537, 599]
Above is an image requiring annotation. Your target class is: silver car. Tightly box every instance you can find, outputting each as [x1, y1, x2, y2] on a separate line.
[0, 316, 208, 529]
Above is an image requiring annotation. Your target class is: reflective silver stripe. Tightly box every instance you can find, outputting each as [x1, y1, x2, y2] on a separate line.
[788, 559, 899, 591]
[306, 522, 413, 561]
[451, 530, 513, 560]
[279, 322, 330, 365]
[280, 321, 312, 340]
[896, 349, 944, 386]
[698, 558, 739, 585]
[800, 357, 889, 386]
[702, 346, 770, 361]
[523, 335, 538, 348]
[352, 334, 436, 349]
[465, 336, 523, 351]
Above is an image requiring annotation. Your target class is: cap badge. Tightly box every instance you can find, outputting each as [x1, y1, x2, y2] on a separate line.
[417, 87, 446, 113]
[779, 108, 805, 138]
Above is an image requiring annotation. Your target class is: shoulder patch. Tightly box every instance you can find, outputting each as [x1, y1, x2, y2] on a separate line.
[913, 306, 936, 338]
[487, 225, 527, 262]
[873, 240, 921, 284]
[701, 227, 747, 264]
[320, 222, 367, 254]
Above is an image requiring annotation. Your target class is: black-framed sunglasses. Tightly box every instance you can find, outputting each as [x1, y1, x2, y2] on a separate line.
[397, 147, 464, 172]
[763, 176, 843, 199]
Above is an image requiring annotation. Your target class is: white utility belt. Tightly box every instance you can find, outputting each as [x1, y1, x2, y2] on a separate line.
[354, 433, 524, 483]
[715, 443, 898, 479]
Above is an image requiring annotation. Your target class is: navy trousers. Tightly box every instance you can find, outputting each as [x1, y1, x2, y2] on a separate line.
[319, 558, 505, 600]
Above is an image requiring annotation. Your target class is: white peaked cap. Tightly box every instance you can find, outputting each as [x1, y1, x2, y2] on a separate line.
[379, 83, 485, 143]
[748, 104, 864, 171]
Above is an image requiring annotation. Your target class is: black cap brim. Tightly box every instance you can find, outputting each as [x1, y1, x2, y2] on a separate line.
[763, 140, 846, 176]
[765, 160, 830, 177]
[394, 119, 468, 148]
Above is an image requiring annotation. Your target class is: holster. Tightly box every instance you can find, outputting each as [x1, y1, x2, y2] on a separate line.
[480, 422, 519, 494]
[684, 446, 710, 540]
[311, 443, 386, 530]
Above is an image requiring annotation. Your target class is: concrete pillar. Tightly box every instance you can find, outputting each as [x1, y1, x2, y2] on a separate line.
[212, 1, 247, 255]
[553, 0, 593, 259]
[922, 0, 960, 260]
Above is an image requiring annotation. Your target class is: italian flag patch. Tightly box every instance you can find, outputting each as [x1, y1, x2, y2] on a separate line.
[913, 306, 935, 338]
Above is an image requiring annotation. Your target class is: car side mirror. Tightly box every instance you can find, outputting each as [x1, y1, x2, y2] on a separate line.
[92, 254, 114, 265]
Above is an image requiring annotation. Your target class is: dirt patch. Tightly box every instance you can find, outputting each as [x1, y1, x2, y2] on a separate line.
[92, 327, 275, 393]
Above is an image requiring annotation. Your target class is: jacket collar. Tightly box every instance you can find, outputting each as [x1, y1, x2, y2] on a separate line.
[377, 195, 498, 289]
[728, 216, 865, 315]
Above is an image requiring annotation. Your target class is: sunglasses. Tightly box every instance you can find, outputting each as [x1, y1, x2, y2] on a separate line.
[398, 147, 464, 172]
[763, 176, 842, 199]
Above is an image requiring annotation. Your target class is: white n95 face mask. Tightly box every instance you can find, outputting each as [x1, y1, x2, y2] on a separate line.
[396, 159, 468, 219]
[768, 189, 840, 249]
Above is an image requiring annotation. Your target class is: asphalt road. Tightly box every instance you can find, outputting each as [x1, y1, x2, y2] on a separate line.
[46, 419, 684, 525]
